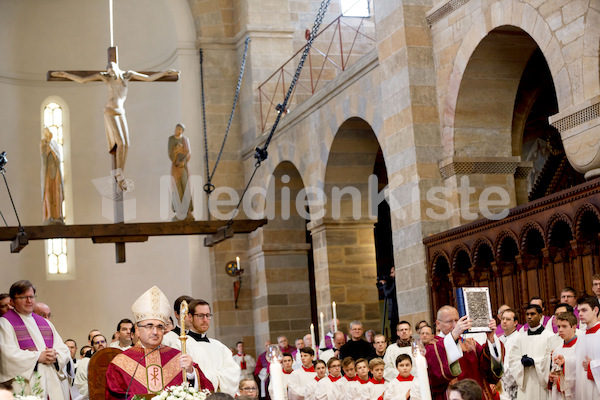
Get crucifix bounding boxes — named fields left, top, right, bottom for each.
left=46, top=0, right=179, bottom=262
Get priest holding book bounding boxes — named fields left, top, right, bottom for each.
left=425, top=305, right=504, bottom=400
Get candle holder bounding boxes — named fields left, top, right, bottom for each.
left=412, top=339, right=426, bottom=357
left=226, top=260, right=244, bottom=309
left=266, top=344, right=283, bottom=363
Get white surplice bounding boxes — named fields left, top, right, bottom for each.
left=383, top=343, right=417, bottom=382
left=499, top=329, right=521, bottom=400
left=304, top=377, right=321, bottom=400
left=507, top=326, right=562, bottom=400
left=170, top=333, right=240, bottom=396
left=232, top=352, right=256, bottom=381
left=383, top=376, right=420, bottom=400
left=0, top=311, right=71, bottom=400
left=314, top=376, right=343, bottom=400
left=549, top=338, right=577, bottom=400
left=74, top=357, right=90, bottom=399
left=287, top=367, right=317, bottom=400
left=575, top=322, right=600, bottom=400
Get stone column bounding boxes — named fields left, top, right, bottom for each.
left=308, top=218, right=380, bottom=331
left=248, top=227, right=312, bottom=349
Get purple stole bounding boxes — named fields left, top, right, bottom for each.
left=2, top=309, right=53, bottom=350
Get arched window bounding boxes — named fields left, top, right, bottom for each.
left=43, top=102, right=68, bottom=275
left=341, top=0, right=370, bottom=17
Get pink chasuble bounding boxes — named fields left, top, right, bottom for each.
left=106, top=345, right=214, bottom=399
left=425, top=335, right=504, bottom=400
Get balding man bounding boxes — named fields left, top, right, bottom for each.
left=320, top=331, right=346, bottom=363
left=33, top=302, right=51, bottom=319
left=425, top=305, right=504, bottom=400
left=323, top=318, right=340, bottom=349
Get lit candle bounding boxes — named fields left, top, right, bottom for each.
left=310, top=323, right=317, bottom=355
left=414, top=344, right=432, bottom=400
left=319, top=312, right=325, bottom=348
left=332, top=302, right=337, bottom=333
left=236, top=256, right=240, bottom=270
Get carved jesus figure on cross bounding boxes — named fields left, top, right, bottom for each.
left=51, top=62, right=179, bottom=182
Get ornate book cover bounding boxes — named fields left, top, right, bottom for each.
left=456, top=287, right=492, bottom=333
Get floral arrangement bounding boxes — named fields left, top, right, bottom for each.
left=132, top=383, right=211, bottom=400
left=12, top=375, right=43, bottom=400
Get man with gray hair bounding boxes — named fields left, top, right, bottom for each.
left=339, top=320, right=376, bottom=361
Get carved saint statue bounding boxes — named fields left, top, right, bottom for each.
left=51, top=63, right=179, bottom=183
left=40, top=127, right=65, bottom=225
left=168, top=123, right=193, bottom=220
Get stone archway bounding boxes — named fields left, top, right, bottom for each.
left=248, top=161, right=313, bottom=347
left=309, top=117, right=391, bottom=335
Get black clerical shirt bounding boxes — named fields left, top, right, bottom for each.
left=339, top=338, right=376, bottom=361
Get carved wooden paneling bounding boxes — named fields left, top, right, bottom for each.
left=424, top=178, right=600, bottom=322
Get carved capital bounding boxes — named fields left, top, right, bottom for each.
left=550, top=98, right=600, bottom=180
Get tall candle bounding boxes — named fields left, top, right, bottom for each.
left=332, top=302, right=337, bottom=333
left=270, top=358, right=284, bottom=400
left=319, top=312, right=325, bottom=347
left=310, top=323, right=317, bottom=354
left=415, top=351, right=432, bottom=400
left=236, top=256, right=240, bottom=270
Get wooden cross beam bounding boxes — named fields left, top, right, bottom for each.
left=0, top=219, right=267, bottom=262
left=47, top=47, right=178, bottom=82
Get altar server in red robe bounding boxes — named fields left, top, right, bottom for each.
left=575, top=296, right=600, bottom=400
left=105, top=286, right=213, bottom=399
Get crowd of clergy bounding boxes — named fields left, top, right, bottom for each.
left=1, top=276, right=599, bottom=400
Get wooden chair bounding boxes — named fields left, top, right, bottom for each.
left=87, top=347, right=123, bottom=400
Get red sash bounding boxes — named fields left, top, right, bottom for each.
left=2, top=309, right=53, bottom=350
left=396, top=375, right=414, bottom=382
left=329, top=375, right=342, bottom=382
left=302, top=365, right=315, bottom=372
left=369, top=377, right=385, bottom=384
left=238, top=354, right=247, bottom=370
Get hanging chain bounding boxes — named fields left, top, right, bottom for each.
left=199, top=49, right=212, bottom=194
left=254, top=0, right=331, bottom=164
left=201, top=37, right=251, bottom=195
left=226, top=0, right=331, bottom=226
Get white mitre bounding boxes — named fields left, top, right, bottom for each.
left=131, top=286, right=170, bottom=324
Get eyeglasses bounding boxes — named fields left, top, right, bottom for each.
left=193, top=313, right=213, bottom=320
left=14, top=295, right=36, bottom=301
left=242, top=387, right=258, bottom=392
left=329, top=364, right=341, bottom=368
left=137, top=324, right=166, bottom=331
